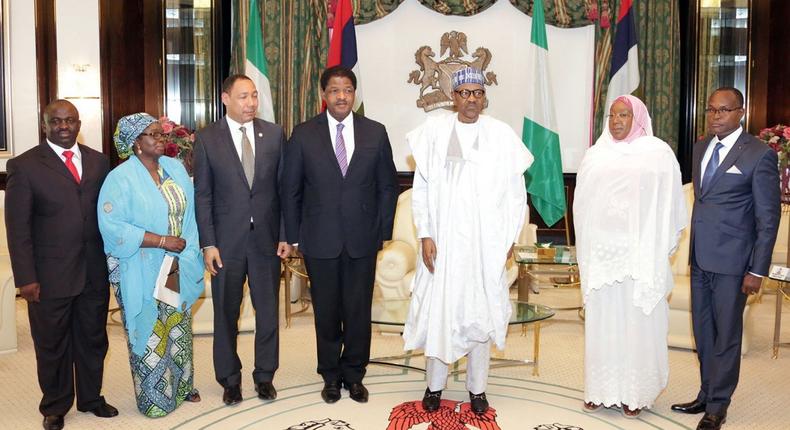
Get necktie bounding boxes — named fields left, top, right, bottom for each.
left=701, top=142, right=724, bottom=191
left=63, top=150, right=80, bottom=184
left=239, top=126, right=255, bottom=188
left=335, top=123, right=348, bottom=177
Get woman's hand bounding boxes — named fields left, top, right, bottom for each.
left=161, top=236, right=186, bottom=253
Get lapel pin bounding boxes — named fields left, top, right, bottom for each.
left=258, top=132, right=263, bottom=137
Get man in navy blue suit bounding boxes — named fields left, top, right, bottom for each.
left=672, top=87, right=780, bottom=430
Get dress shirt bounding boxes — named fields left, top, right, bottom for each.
left=700, top=126, right=742, bottom=179
left=225, top=115, right=256, bottom=161
left=326, top=112, right=355, bottom=163
left=47, top=140, right=83, bottom=177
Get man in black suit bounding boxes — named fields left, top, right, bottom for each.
left=672, top=87, right=780, bottom=430
left=281, top=66, right=398, bottom=404
left=5, top=100, right=117, bottom=430
left=193, top=74, right=291, bottom=406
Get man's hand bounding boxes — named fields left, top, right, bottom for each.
left=742, top=273, right=762, bottom=295
left=204, top=247, right=224, bottom=276
left=277, top=242, right=293, bottom=259
left=421, top=237, right=437, bottom=274
left=18, top=282, right=41, bottom=303
left=162, top=236, right=186, bottom=253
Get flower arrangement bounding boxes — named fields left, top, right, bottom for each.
left=760, top=124, right=790, bottom=167
left=159, top=116, right=195, bottom=174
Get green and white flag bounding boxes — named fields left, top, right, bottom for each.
left=523, top=0, right=566, bottom=227
left=245, top=0, right=275, bottom=122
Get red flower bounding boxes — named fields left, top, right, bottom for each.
left=784, top=127, right=790, bottom=140
left=175, top=127, right=189, bottom=138
left=161, top=121, right=175, bottom=134
left=165, top=142, right=179, bottom=157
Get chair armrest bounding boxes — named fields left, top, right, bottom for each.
left=376, top=240, right=417, bottom=285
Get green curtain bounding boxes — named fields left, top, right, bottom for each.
left=230, top=0, right=327, bottom=136
left=592, top=0, right=680, bottom=152
left=353, top=0, right=404, bottom=24
left=635, top=0, right=680, bottom=151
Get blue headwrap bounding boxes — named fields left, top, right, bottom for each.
left=452, top=67, right=485, bottom=90
left=114, top=113, right=157, bottom=159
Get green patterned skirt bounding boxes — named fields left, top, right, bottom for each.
left=113, top=283, right=198, bottom=417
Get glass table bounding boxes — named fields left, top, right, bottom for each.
left=767, top=266, right=790, bottom=358
left=370, top=298, right=555, bottom=376
left=514, top=245, right=581, bottom=314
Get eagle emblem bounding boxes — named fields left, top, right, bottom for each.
left=387, top=399, right=501, bottom=430
left=408, top=31, right=498, bottom=112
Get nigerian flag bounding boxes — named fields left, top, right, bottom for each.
left=523, top=0, right=566, bottom=227
left=245, top=0, right=275, bottom=122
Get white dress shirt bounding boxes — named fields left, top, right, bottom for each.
left=225, top=116, right=256, bottom=161
left=47, top=140, right=83, bottom=177
left=700, top=126, right=742, bottom=178
left=326, top=112, right=355, bottom=163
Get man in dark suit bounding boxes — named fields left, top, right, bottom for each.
left=281, top=65, right=398, bottom=404
left=193, top=74, right=291, bottom=406
left=672, top=87, right=780, bottom=430
left=5, top=100, right=117, bottom=430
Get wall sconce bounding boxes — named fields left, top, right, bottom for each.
left=62, top=63, right=100, bottom=100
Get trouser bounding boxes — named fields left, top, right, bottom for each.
left=427, top=341, right=491, bottom=394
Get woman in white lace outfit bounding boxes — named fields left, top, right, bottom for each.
left=573, top=95, right=687, bottom=418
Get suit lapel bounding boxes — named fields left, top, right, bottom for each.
left=78, top=145, right=97, bottom=187
left=251, top=120, right=267, bottom=191
left=702, top=133, right=750, bottom=196
left=38, top=144, right=79, bottom=186
left=345, top=113, right=367, bottom=179
left=692, top=137, right=709, bottom=197
left=219, top=118, right=249, bottom=186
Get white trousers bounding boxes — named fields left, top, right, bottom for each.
left=426, top=341, right=490, bottom=394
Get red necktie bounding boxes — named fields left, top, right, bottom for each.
left=63, top=150, right=81, bottom=183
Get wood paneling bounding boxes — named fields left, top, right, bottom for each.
left=99, top=0, right=163, bottom=164
left=748, top=0, right=790, bottom=134
left=35, top=0, right=57, bottom=140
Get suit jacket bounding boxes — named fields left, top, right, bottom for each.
left=691, top=131, right=781, bottom=276
left=5, top=143, right=110, bottom=299
left=281, top=112, right=398, bottom=259
left=193, top=116, right=286, bottom=258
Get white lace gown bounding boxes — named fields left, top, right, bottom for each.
left=574, top=135, right=686, bottom=409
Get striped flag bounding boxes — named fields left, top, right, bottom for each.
left=523, top=0, right=566, bottom=227
left=327, top=0, right=364, bottom=113
left=245, top=0, right=275, bottom=122
left=604, top=0, right=639, bottom=112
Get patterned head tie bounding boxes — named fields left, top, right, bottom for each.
left=113, top=112, right=157, bottom=159
left=452, top=67, right=485, bottom=90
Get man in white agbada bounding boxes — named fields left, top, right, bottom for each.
left=574, top=95, right=687, bottom=418
left=402, top=67, right=534, bottom=415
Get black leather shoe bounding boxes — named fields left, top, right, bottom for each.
left=223, top=385, right=243, bottom=406
left=344, top=382, right=369, bottom=403
left=469, top=392, right=489, bottom=414
left=422, top=388, right=442, bottom=412
left=321, top=381, right=342, bottom=404
left=697, top=413, right=726, bottom=430
left=43, top=415, right=64, bottom=430
left=671, top=399, right=707, bottom=414
left=84, top=402, right=119, bottom=418
left=256, top=382, right=277, bottom=400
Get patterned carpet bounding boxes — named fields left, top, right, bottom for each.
left=1, top=284, right=789, bottom=430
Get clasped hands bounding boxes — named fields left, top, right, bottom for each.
left=420, top=237, right=516, bottom=274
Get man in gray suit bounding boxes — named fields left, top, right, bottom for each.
left=672, top=87, right=780, bottom=430
left=193, top=74, right=291, bottom=406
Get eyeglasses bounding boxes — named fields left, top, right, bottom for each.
left=704, top=107, right=742, bottom=115
left=455, top=89, right=486, bottom=99
left=606, top=112, right=633, bottom=120
left=139, top=132, right=165, bottom=140
left=47, top=117, right=79, bottom=126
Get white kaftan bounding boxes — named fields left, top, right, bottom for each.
left=402, top=113, right=533, bottom=364
left=574, top=135, right=687, bottom=409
